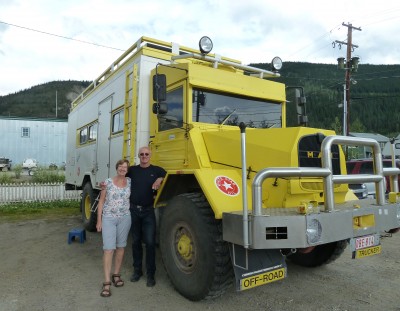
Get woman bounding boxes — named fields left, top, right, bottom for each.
left=96, top=159, right=131, bottom=297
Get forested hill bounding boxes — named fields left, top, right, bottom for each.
left=0, top=62, right=399, bottom=137
left=0, top=80, right=90, bottom=119
left=251, top=62, right=400, bottom=137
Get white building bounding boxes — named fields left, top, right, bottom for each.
left=382, top=133, right=400, bottom=159
left=0, top=116, right=67, bottom=167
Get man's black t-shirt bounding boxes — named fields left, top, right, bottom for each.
left=127, top=164, right=166, bottom=206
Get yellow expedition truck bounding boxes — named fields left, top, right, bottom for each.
left=65, top=36, right=400, bottom=301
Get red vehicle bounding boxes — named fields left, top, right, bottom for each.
left=346, top=158, right=400, bottom=195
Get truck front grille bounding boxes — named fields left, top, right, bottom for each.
left=298, top=133, right=341, bottom=175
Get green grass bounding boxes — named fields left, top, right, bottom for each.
left=0, top=200, right=80, bottom=222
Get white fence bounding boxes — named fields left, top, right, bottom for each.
left=0, top=183, right=82, bottom=204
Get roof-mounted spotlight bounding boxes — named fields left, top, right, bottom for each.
left=199, top=36, right=213, bottom=55
left=271, top=56, right=283, bottom=72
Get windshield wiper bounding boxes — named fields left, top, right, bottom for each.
left=219, top=109, right=237, bottom=126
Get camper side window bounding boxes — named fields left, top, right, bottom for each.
left=112, top=110, right=124, bottom=133
left=88, top=122, right=97, bottom=141
left=78, top=121, right=97, bottom=145
left=80, top=128, right=88, bottom=144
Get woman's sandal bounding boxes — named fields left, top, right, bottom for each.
left=100, top=282, right=111, bottom=297
left=112, top=274, right=124, bottom=287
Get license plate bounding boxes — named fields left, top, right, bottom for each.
left=354, top=245, right=381, bottom=258
left=351, top=234, right=381, bottom=259
left=240, top=267, right=286, bottom=291
left=355, top=235, right=375, bottom=250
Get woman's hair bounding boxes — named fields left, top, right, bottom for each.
left=115, top=159, right=130, bottom=170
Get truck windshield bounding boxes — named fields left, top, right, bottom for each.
left=192, top=89, right=282, bottom=128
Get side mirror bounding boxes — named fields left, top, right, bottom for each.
left=153, top=74, right=166, bottom=102
left=152, top=103, right=168, bottom=115
left=295, top=89, right=308, bottom=126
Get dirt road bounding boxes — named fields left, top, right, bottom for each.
left=0, top=215, right=399, bottom=311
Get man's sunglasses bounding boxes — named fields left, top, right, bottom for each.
left=139, top=153, right=150, bottom=156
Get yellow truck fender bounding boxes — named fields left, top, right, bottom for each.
left=156, top=169, right=249, bottom=219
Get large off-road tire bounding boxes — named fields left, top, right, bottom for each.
left=287, top=240, right=348, bottom=267
left=160, top=193, right=233, bottom=301
left=81, top=183, right=98, bottom=232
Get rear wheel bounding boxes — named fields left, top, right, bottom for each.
left=160, top=193, right=233, bottom=301
left=288, top=240, right=348, bottom=267
left=81, top=183, right=98, bottom=232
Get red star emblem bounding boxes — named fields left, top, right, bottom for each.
left=215, top=176, right=240, bottom=196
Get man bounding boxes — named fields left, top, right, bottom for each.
left=127, top=146, right=166, bottom=287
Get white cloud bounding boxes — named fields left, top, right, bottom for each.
left=0, top=0, right=399, bottom=95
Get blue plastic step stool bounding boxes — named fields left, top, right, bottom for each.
left=68, top=228, right=86, bottom=244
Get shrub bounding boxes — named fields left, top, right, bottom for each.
left=0, top=173, right=12, bottom=184
left=31, top=168, right=65, bottom=183
left=13, top=164, right=23, bottom=179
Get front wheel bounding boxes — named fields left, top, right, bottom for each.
left=81, top=183, right=98, bottom=232
left=160, top=193, right=233, bottom=301
left=287, top=240, right=348, bottom=267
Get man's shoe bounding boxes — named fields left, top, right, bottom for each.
left=130, top=271, right=143, bottom=282
left=146, top=276, right=156, bottom=287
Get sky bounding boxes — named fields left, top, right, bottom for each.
left=0, top=0, right=399, bottom=96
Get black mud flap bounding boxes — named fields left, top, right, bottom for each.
left=229, top=243, right=287, bottom=291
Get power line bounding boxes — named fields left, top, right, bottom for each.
left=287, top=6, right=400, bottom=62
left=353, top=7, right=400, bottom=28
left=0, top=20, right=125, bottom=52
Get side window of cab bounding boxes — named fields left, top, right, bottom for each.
left=158, top=86, right=183, bottom=131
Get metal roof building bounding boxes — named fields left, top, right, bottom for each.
left=0, top=116, right=67, bottom=167
left=348, top=132, right=389, bottom=159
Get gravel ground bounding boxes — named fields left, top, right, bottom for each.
left=0, top=215, right=399, bottom=311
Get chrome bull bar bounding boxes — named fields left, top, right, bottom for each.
left=247, top=135, right=400, bottom=248
left=321, top=136, right=385, bottom=209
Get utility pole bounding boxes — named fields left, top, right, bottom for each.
left=55, top=90, right=58, bottom=118
left=335, top=22, right=361, bottom=136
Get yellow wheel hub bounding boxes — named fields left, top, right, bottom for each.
left=84, top=195, right=91, bottom=218
left=177, top=234, right=192, bottom=260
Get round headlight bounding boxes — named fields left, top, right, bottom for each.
left=271, top=56, right=283, bottom=71
left=306, top=218, right=322, bottom=244
left=199, top=36, right=213, bottom=54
